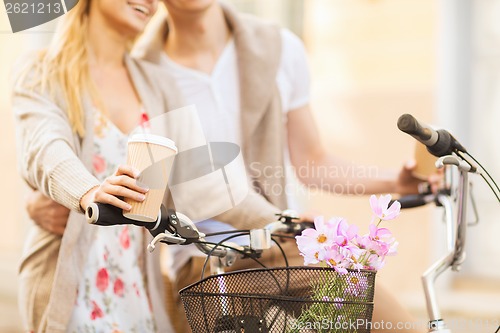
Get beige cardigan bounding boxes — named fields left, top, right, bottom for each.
left=13, top=55, right=185, bottom=332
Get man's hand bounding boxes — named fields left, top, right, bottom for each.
left=395, top=160, right=443, bottom=196
left=26, top=190, right=70, bottom=236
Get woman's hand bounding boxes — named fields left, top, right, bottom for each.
left=80, top=165, right=149, bottom=211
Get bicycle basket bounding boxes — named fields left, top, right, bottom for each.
left=179, top=266, right=376, bottom=333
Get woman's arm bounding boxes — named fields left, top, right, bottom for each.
left=13, top=70, right=148, bottom=213
left=13, top=82, right=101, bottom=212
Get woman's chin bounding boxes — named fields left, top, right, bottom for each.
left=119, top=22, right=147, bottom=39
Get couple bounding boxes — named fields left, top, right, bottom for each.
left=13, top=0, right=431, bottom=332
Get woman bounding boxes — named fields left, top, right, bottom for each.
left=12, top=0, right=183, bottom=331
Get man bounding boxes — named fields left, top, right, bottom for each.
left=28, top=1, right=431, bottom=332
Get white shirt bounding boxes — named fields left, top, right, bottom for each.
left=160, top=29, right=310, bottom=279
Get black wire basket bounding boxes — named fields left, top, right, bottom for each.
left=179, top=266, right=376, bottom=333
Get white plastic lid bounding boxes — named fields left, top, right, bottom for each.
left=128, top=133, right=178, bottom=153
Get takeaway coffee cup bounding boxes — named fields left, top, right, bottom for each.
left=413, top=142, right=437, bottom=180
left=123, top=133, right=177, bottom=222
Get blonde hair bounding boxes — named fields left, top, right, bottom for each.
left=18, top=0, right=144, bottom=137
left=31, top=0, right=94, bottom=137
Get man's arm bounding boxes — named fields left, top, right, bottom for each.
left=26, top=190, right=70, bottom=236
left=286, top=104, right=424, bottom=196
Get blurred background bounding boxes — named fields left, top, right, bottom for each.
left=1, top=0, right=499, bottom=332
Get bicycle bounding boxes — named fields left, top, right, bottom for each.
left=82, top=113, right=500, bottom=333
left=397, top=114, right=500, bottom=333
left=86, top=203, right=377, bottom=332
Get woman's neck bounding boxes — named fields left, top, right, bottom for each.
left=164, top=3, right=230, bottom=72
left=87, top=13, right=128, bottom=69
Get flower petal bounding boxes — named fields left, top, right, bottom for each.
left=376, top=227, right=392, bottom=238
left=369, top=195, right=382, bottom=217
left=314, top=216, right=325, bottom=230
left=346, top=224, right=358, bottom=240
left=383, top=200, right=401, bottom=220
left=379, top=194, right=392, bottom=210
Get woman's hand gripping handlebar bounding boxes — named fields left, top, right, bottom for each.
left=85, top=202, right=201, bottom=250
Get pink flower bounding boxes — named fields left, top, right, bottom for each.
left=353, top=229, right=397, bottom=271
left=296, top=216, right=336, bottom=264
left=92, top=154, right=106, bottom=174
left=298, top=246, right=321, bottom=266
left=113, top=278, right=124, bottom=297
left=365, top=253, right=386, bottom=270
left=332, top=297, right=344, bottom=310
left=327, top=217, right=358, bottom=247
left=119, top=227, right=130, bottom=250
left=354, top=234, right=380, bottom=254
left=369, top=223, right=392, bottom=241
left=322, top=245, right=349, bottom=274
left=140, top=112, right=151, bottom=128
left=370, top=194, right=401, bottom=221
left=344, top=274, right=368, bottom=297
left=321, top=296, right=344, bottom=310
left=351, top=261, right=364, bottom=271
left=90, top=301, right=104, bottom=320
left=388, top=240, right=398, bottom=256
left=302, top=216, right=335, bottom=245
left=96, top=268, right=109, bottom=292
left=296, top=195, right=400, bottom=273
left=368, top=224, right=398, bottom=257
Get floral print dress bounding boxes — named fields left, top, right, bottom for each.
left=66, top=109, right=155, bottom=333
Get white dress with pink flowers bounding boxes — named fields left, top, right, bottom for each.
left=66, top=109, right=155, bottom=333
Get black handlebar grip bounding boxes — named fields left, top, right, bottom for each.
left=397, top=113, right=439, bottom=147
left=397, top=114, right=433, bottom=140
left=86, top=203, right=158, bottom=229
left=391, top=194, right=433, bottom=209
left=299, top=221, right=314, bottom=231
left=397, top=114, right=466, bottom=157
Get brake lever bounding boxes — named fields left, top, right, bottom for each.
left=147, top=232, right=186, bottom=252
left=86, top=202, right=203, bottom=251
left=274, top=209, right=302, bottom=233
left=163, top=210, right=201, bottom=242
left=148, top=210, right=203, bottom=251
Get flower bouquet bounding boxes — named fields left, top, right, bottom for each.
left=289, top=195, right=401, bottom=332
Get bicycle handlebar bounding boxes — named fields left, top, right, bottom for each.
left=397, top=114, right=468, bottom=157
left=86, top=202, right=161, bottom=229
left=86, top=202, right=312, bottom=257
left=86, top=202, right=202, bottom=244
left=391, top=193, right=436, bottom=209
